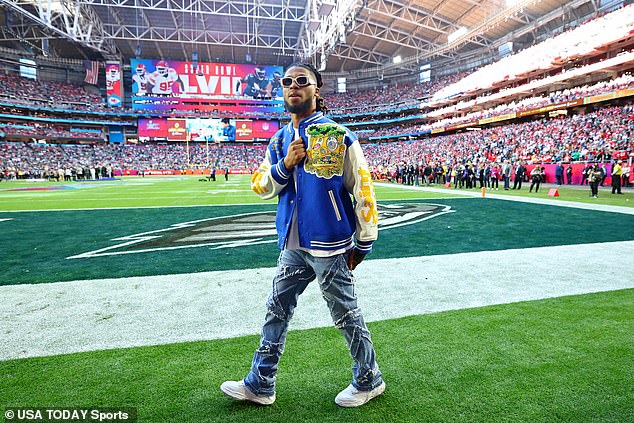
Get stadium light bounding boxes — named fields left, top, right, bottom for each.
left=448, top=27, right=468, bottom=44
left=392, top=55, right=402, bottom=64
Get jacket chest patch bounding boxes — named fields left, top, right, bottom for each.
left=304, top=123, right=347, bottom=179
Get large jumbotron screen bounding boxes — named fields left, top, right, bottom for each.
left=130, top=59, right=284, bottom=113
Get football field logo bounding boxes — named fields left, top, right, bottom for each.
left=68, top=203, right=453, bottom=259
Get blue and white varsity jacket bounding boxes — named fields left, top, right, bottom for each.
left=251, top=112, right=378, bottom=254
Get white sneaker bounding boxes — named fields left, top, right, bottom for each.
left=220, top=380, right=275, bottom=405
left=335, top=382, right=385, bottom=407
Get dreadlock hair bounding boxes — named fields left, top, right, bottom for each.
left=287, top=62, right=329, bottom=115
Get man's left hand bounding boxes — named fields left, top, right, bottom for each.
left=347, top=249, right=366, bottom=270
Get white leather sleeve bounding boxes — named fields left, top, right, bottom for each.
left=251, top=148, right=290, bottom=200
left=344, top=140, right=378, bottom=250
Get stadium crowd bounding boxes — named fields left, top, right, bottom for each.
left=366, top=74, right=634, bottom=138
left=1, top=71, right=631, bottom=148
left=2, top=104, right=631, bottom=182
left=0, top=142, right=266, bottom=180
left=325, top=72, right=467, bottom=115
left=362, top=105, right=633, bottom=177
left=0, top=73, right=106, bottom=111
left=0, top=122, right=104, bottom=141
left=1, top=4, right=633, bottom=183
left=424, top=72, right=634, bottom=125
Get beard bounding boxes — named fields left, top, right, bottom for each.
left=285, top=96, right=314, bottom=115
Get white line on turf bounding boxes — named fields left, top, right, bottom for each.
left=0, top=202, right=273, bottom=213
left=1, top=240, right=633, bottom=361
left=376, top=183, right=634, bottom=215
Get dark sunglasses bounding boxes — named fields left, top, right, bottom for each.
left=281, top=75, right=316, bottom=88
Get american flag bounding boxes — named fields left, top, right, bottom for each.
left=84, top=60, right=99, bottom=85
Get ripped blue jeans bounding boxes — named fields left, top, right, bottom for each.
left=243, top=249, right=383, bottom=396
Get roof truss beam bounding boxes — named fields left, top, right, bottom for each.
left=353, top=19, right=436, bottom=51
left=331, top=44, right=390, bottom=66
left=1, top=0, right=118, bottom=55
left=102, top=23, right=297, bottom=52
left=364, top=0, right=466, bottom=38
left=76, top=0, right=305, bottom=21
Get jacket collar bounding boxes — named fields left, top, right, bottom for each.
left=286, top=111, right=324, bottom=132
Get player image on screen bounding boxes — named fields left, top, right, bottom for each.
left=147, top=61, right=183, bottom=96
left=235, top=66, right=270, bottom=99
left=269, top=71, right=283, bottom=98
left=105, top=65, right=121, bottom=91
left=132, top=63, right=149, bottom=96
left=220, top=118, right=236, bottom=142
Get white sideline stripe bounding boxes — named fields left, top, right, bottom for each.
left=375, top=183, right=634, bottom=215
left=2, top=183, right=631, bottom=214
left=2, top=241, right=634, bottom=361
left=0, top=202, right=273, bottom=213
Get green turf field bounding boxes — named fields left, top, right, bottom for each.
left=1, top=290, right=632, bottom=422
left=1, top=177, right=633, bottom=285
left=1, top=196, right=634, bottom=285
left=1, top=176, right=633, bottom=422
left=0, top=176, right=459, bottom=211
left=1, top=176, right=631, bottom=210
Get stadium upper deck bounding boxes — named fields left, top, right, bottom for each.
left=0, top=3, right=632, bottom=171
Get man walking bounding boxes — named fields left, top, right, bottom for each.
left=221, top=63, right=384, bottom=408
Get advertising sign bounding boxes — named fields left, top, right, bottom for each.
left=235, top=120, right=253, bottom=142
left=167, top=119, right=187, bottom=141
left=138, top=118, right=168, bottom=139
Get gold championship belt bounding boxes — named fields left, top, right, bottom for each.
left=304, top=124, right=347, bottom=179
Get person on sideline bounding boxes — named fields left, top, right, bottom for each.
left=588, top=164, right=602, bottom=198
left=512, top=161, right=526, bottom=190
left=622, top=161, right=631, bottom=188
left=220, top=63, right=385, bottom=408
left=555, top=162, right=564, bottom=185
left=566, top=164, right=573, bottom=185
left=611, top=161, right=623, bottom=194
left=529, top=166, right=544, bottom=193
left=502, top=160, right=512, bottom=190
left=490, top=162, right=500, bottom=190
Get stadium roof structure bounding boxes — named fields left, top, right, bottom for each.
left=0, top=0, right=606, bottom=76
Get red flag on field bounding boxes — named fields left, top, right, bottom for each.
left=84, top=60, right=99, bottom=85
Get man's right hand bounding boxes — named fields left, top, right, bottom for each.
left=283, top=138, right=306, bottom=170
